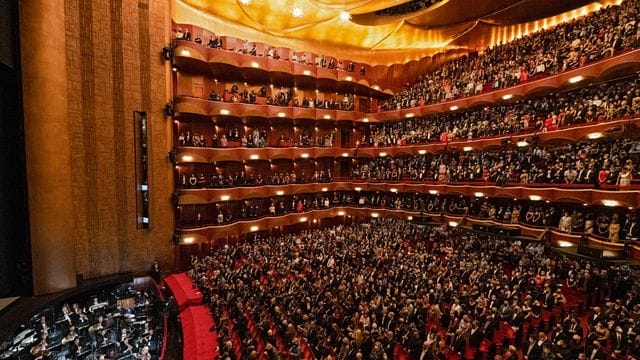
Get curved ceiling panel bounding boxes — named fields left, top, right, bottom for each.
left=175, top=0, right=622, bottom=65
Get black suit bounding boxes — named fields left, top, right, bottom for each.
left=610, top=332, right=628, bottom=353
left=586, top=346, right=606, bottom=360
left=468, top=328, right=483, bottom=349
left=451, top=335, right=466, bottom=355
left=523, top=339, right=542, bottom=360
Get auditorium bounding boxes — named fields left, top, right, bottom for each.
left=1, top=0, right=640, bottom=359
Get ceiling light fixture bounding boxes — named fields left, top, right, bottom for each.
left=292, top=6, right=303, bottom=18
left=339, top=10, right=351, bottom=22
left=239, top=0, right=252, bottom=5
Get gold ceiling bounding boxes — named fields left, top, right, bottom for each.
left=173, top=0, right=619, bottom=65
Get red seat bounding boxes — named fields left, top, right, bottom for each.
left=464, top=347, right=477, bottom=360
left=479, top=340, right=492, bottom=353
left=446, top=347, right=461, bottom=360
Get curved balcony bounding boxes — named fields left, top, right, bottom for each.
left=176, top=182, right=640, bottom=208
left=173, top=96, right=366, bottom=121
left=177, top=205, right=640, bottom=260
left=365, top=48, right=640, bottom=121
left=172, top=42, right=392, bottom=98
left=173, top=115, right=638, bottom=162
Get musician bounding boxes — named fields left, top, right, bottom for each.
left=89, top=297, right=108, bottom=314
left=61, top=326, right=78, bottom=344
left=138, top=345, right=152, bottom=360
left=89, top=315, right=105, bottom=333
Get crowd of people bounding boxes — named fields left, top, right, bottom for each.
left=177, top=126, right=335, bottom=149
left=178, top=166, right=333, bottom=189
left=382, top=0, right=640, bottom=110
left=376, top=0, right=444, bottom=16
left=188, top=219, right=640, bottom=360
left=368, top=74, right=640, bottom=146
left=350, top=136, right=640, bottom=189
left=206, top=85, right=355, bottom=111
left=180, top=73, right=640, bottom=151
left=0, top=284, right=163, bottom=360
left=175, top=29, right=366, bottom=75
left=178, top=190, right=640, bottom=242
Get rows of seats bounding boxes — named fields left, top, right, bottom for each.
left=188, top=219, right=640, bottom=360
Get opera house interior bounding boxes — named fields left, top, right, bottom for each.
left=2, top=0, right=640, bottom=359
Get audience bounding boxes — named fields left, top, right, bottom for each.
left=350, top=136, right=639, bottom=189
left=383, top=0, right=640, bottom=110
left=179, top=190, right=640, bottom=244
left=189, top=219, right=639, bottom=360
left=369, top=74, right=640, bottom=146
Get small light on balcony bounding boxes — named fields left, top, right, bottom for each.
left=463, top=146, right=472, bottom=152
left=517, top=140, right=529, bottom=147
left=355, top=187, right=362, bottom=191
left=450, top=105, right=459, bottom=111
left=362, top=118, right=369, bottom=123
left=250, top=154, right=259, bottom=160
left=220, top=109, right=230, bottom=115
left=313, top=219, right=317, bottom=223
left=276, top=191, right=284, bottom=196
left=372, top=85, right=380, bottom=90
left=345, top=76, right=353, bottom=81
left=182, top=236, right=195, bottom=244
left=338, top=211, right=345, bottom=216
left=303, top=70, right=311, bottom=76
left=558, top=241, right=573, bottom=248
left=182, top=155, right=193, bottom=162
left=299, top=217, right=307, bottom=222
left=474, top=192, right=484, bottom=197
left=428, top=190, right=438, bottom=195
left=172, top=67, right=177, bottom=72
left=220, top=195, right=230, bottom=201
left=250, top=225, right=259, bottom=232
left=301, top=153, right=309, bottom=158
left=405, top=113, right=414, bottom=118
left=418, top=150, right=427, bottom=155
left=321, top=187, right=328, bottom=192
left=370, top=212, right=379, bottom=218
left=323, top=115, right=331, bottom=119
left=181, top=49, right=190, bottom=56
left=502, top=94, right=513, bottom=100
left=603, top=200, right=619, bottom=207
left=448, top=221, right=458, bottom=227
left=568, top=75, right=584, bottom=84
left=529, top=195, right=542, bottom=201
left=407, top=216, right=413, bottom=220
left=277, top=112, right=286, bottom=117
left=390, top=188, right=397, bottom=193
left=251, top=61, right=259, bottom=68
left=587, top=132, right=603, bottom=139
left=379, top=152, right=387, bottom=157
left=342, top=152, right=349, bottom=157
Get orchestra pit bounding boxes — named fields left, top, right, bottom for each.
left=1, top=0, right=640, bottom=359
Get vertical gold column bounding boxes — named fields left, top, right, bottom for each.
left=20, top=0, right=77, bottom=294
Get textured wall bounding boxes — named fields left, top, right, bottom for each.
left=62, top=0, right=174, bottom=279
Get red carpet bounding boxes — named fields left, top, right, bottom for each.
left=165, top=272, right=203, bottom=310
left=179, top=305, right=219, bottom=360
